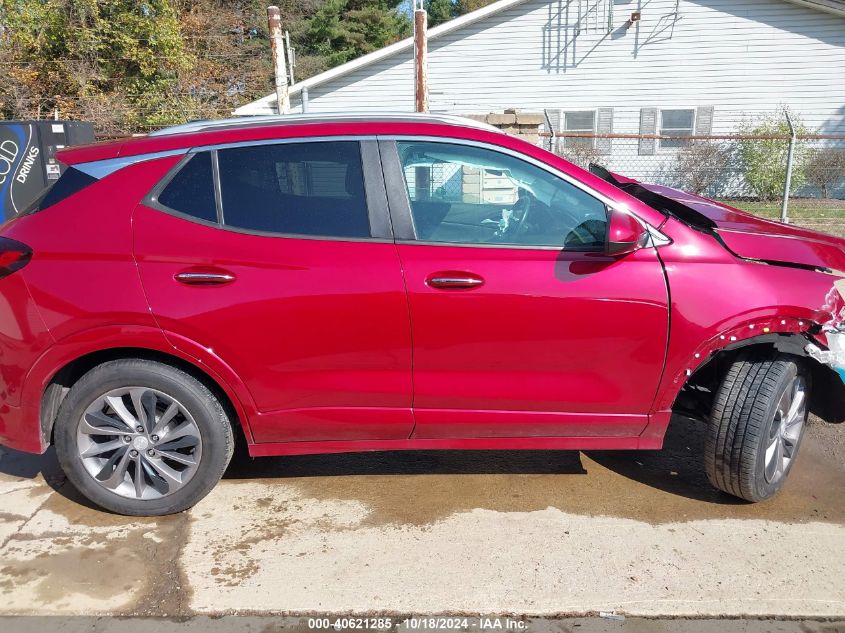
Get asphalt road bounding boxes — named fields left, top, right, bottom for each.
left=1, top=414, right=843, bottom=619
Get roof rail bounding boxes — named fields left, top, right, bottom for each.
left=147, top=112, right=502, bottom=137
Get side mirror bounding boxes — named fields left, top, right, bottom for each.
left=605, top=209, right=649, bottom=257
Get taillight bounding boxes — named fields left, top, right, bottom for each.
left=0, top=237, right=32, bottom=280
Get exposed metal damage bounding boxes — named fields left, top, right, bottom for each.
left=807, top=278, right=845, bottom=382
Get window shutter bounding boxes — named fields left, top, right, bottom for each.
left=638, top=108, right=658, bottom=155
left=695, top=105, right=714, bottom=136
left=596, top=107, right=613, bottom=154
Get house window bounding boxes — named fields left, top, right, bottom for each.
left=659, top=109, right=695, bottom=149
left=563, top=111, right=596, bottom=149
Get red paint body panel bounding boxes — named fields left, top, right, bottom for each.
left=397, top=244, right=668, bottom=437
left=1, top=156, right=178, bottom=340
left=132, top=205, right=414, bottom=443
left=0, top=273, right=52, bottom=451
left=651, top=217, right=839, bottom=414
left=0, top=117, right=843, bottom=459
left=248, top=434, right=647, bottom=457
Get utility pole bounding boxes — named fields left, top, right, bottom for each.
left=414, top=1, right=429, bottom=113
left=781, top=109, right=797, bottom=224
left=267, top=6, right=290, bottom=115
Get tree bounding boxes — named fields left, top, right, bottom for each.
left=0, top=0, right=189, bottom=131
left=303, top=0, right=410, bottom=67
left=455, top=0, right=498, bottom=14
left=738, top=110, right=810, bottom=202
left=422, top=0, right=497, bottom=25
left=0, top=0, right=412, bottom=135
left=805, top=147, right=845, bottom=199
left=674, top=141, right=735, bottom=195
left=426, top=0, right=456, bottom=26
left=557, top=143, right=604, bottom=170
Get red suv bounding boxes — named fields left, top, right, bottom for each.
left=0, top=114, right=842, bottom=515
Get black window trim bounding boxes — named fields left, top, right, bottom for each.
left=378, top=135, right=621, bottom=251
left=210, top=149, right=224, bottom=224
left=143, top=136, right=394, bottom=244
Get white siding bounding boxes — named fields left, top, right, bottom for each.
left=278, top=0, right=844, bottom=137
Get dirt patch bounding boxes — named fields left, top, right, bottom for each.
left=0, top=463, right=193, bottom=616
left=127, top=511, right=192, bottom=616
left=44, top=483, right=193, bottom=615
left=223, top=415, right=845, bottom=528
left=0, top=529, right=152, bottom=605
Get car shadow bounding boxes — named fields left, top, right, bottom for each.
left=586, top=413, right=745, bottom=505
left=0, top=446, right=113, bottom=513
left=223, top=414, right=743, bottom=506
left=0, top=445, right=63, bottom=481
left=0, top=414, right=744, bottom=509
left=224, top=446, right=589, bottom=479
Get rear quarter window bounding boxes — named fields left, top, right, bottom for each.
left=22, top=167, right=98, bottom=215
left=156, top=152, right=218, bottom=223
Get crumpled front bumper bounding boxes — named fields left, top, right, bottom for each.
left=807, top=278, right=845, bottom=385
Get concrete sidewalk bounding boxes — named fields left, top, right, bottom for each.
left=1, top=616, right=844, bottom=633
left=1, top=415, right=843, bottom=618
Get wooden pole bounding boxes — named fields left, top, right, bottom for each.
left=267, top=6, right=290, bottom=115
left=414, top=6, right=428, bottom=113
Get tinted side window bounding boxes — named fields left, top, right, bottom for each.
left=157, top=152, right=217, bottom=223
left=397, top=141, right=607, bottom=249
left=217, top=141, right=370, bottom=238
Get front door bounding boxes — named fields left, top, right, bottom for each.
left=384, top=139, right=669, bottom=439
left=134, top=140, right=413, bottom=443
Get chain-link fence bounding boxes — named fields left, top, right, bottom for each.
left=545, top=133, right=845, bottom=236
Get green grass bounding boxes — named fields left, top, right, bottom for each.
left=717, top=199, right=845, bottom=220
left=714, top=199, right=845, bottom=237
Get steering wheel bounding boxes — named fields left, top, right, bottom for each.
left=508, top=190, right=534, bottom=238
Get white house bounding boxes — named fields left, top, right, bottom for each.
left=236, top=0, right=845, bottom=195
left=237, top=0, right=844, bottom=130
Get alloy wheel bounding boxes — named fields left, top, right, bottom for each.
left=75, top=387, right=203, bottom=500
left=763, top=374, right=807, bottom=484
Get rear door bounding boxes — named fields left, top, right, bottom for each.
left=134, top=139, right=414, bottom=443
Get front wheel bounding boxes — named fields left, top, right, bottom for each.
left=54, top=359, right=234, bottom=516
left=705, top=350, right=809, bottom=502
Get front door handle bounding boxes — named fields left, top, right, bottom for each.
left=426, top=273, right=485, bottom=290
left=175, top=270, right=236, bottom=286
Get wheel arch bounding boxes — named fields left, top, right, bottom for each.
left=38, top=346, right=254, bottom=450
left=671, top=332, right=845, bottom=425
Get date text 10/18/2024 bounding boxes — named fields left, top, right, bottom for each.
left=308, top=618, right=529, bottom=631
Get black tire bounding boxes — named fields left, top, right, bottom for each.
left=705, top=350, right=810, bottom=502
left=54, top=359, right=234, bottom=516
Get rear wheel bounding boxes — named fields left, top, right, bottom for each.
left=705, top=350, right=809, bottom=502
left=54, top=359, right=234, bottom=516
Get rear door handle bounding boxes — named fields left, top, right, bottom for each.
left=175, top=270, right=236, bottom=286
left=426, top=273, right=485, bottom=290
